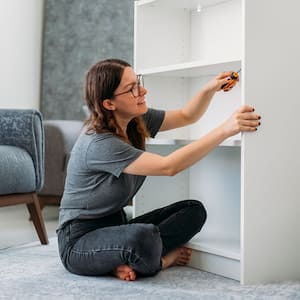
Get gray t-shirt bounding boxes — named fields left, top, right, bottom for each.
left=58, top=108, right=165, bottom=229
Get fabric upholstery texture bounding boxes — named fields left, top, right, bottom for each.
left=0, top=146, right=35, bottom=194
left=39, top=120, right=83, bottom=196
left=0, top=109, right=44, bottom=192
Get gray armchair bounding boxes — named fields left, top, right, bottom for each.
left=0, top=109, right=48, bottom=244
left=38, top=120, right=84, bottom=207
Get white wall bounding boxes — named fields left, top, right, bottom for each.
left=0, top=0, right=44, bottom=109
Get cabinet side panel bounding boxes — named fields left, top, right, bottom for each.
left=241, top=0, right=300, bottom=284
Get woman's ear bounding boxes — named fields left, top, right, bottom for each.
left=102, top=99, right=116, bottom=111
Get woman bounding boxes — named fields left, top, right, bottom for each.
left=57, top=58, right=261, bottom=281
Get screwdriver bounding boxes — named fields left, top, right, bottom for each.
left=221, top=68, right=241, bottom=91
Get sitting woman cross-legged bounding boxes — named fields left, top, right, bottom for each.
left=56, top=58, right=261, bottom=281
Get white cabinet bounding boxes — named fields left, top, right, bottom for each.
left=134, top=0, right=300, bottom=284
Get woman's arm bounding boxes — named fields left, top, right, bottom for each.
left=124, top=105, right=260, bottom=176
left=159, top=71, right=236, bottom=131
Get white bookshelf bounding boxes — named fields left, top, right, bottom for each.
left=134, top=0, right=300, bottom=284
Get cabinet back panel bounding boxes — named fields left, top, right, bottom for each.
left=135, top=3, right=190, bottom=69
left=189, top=77, right=241, bottom=139
left=190, top=0, right=242, bottom=62
left=189, top=147, right=241, bottom=240
left=144, top=76, right=190, bottom=139
left=134, top=145, right=189, bottom=216
left=144, top=75, right=241, bottom=140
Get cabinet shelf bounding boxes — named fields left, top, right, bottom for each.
left=137, top=0, right=235, bottom=10
left=186, top=235, right=240, bottom=260
left=139, top=59, right=241, bottom=78
left=146, top=137, right=241, bottom=147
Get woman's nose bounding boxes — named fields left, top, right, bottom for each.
left=140, top=86, right=147, bottom=96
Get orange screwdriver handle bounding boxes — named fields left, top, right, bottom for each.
left=221, top=71, right=239, bottom=90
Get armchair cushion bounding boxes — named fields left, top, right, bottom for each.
left=0, top=109, right=44, bottom=191
left=0, top=146, right=36, bottom=194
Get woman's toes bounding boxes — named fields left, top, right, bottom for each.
left=113, top=265, right=136, bottom=281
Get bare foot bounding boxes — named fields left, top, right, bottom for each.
left=113, top=265, right=136, bottom=281
left=161, top=247, right=192, bottom=269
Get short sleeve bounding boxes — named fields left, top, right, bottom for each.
left=143, top=108, right=165, bottom=138
left=86, top=134, right=143, bottom=177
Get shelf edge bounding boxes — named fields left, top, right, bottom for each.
left=186, top=239, right=240, bottom=261
left=146, top=138, right=241, bottom=147
left=137, top=58, right=241, bottom=76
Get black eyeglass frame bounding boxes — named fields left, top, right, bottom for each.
left=113, top=74, right=144, bottom=98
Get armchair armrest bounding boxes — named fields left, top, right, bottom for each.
left=0, top=109, right=44, bottom=191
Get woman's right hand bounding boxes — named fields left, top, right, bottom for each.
left=220, top=105, right=261, bottom=137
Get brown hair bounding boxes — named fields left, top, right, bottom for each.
left=84, top=58, right=149, bottom=150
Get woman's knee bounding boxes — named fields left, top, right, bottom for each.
left=128, top=223, right=161, bottom=251
left=184, top=199, right=207, bottom=231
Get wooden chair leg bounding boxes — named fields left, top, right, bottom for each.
left=38, top=195, right=61, bottom=209
left=38, top=197, right=46, bottom=211
left=26, top=193, right=49, bottom=245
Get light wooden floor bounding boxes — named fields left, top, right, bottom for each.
left=0, top=205, right=59, bottom=250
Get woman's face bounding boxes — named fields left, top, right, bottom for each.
left=109, top=67, right=148, bottom=121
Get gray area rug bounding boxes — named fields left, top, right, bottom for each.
left=0, top=238, right=299, bottom=300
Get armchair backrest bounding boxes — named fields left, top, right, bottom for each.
left=0, top=109, right=44, bottom=191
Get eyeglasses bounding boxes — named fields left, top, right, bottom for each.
left=113, top=74, right=144, bottom=98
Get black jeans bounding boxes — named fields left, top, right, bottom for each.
left=57, top=200, right=207, bottom=277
